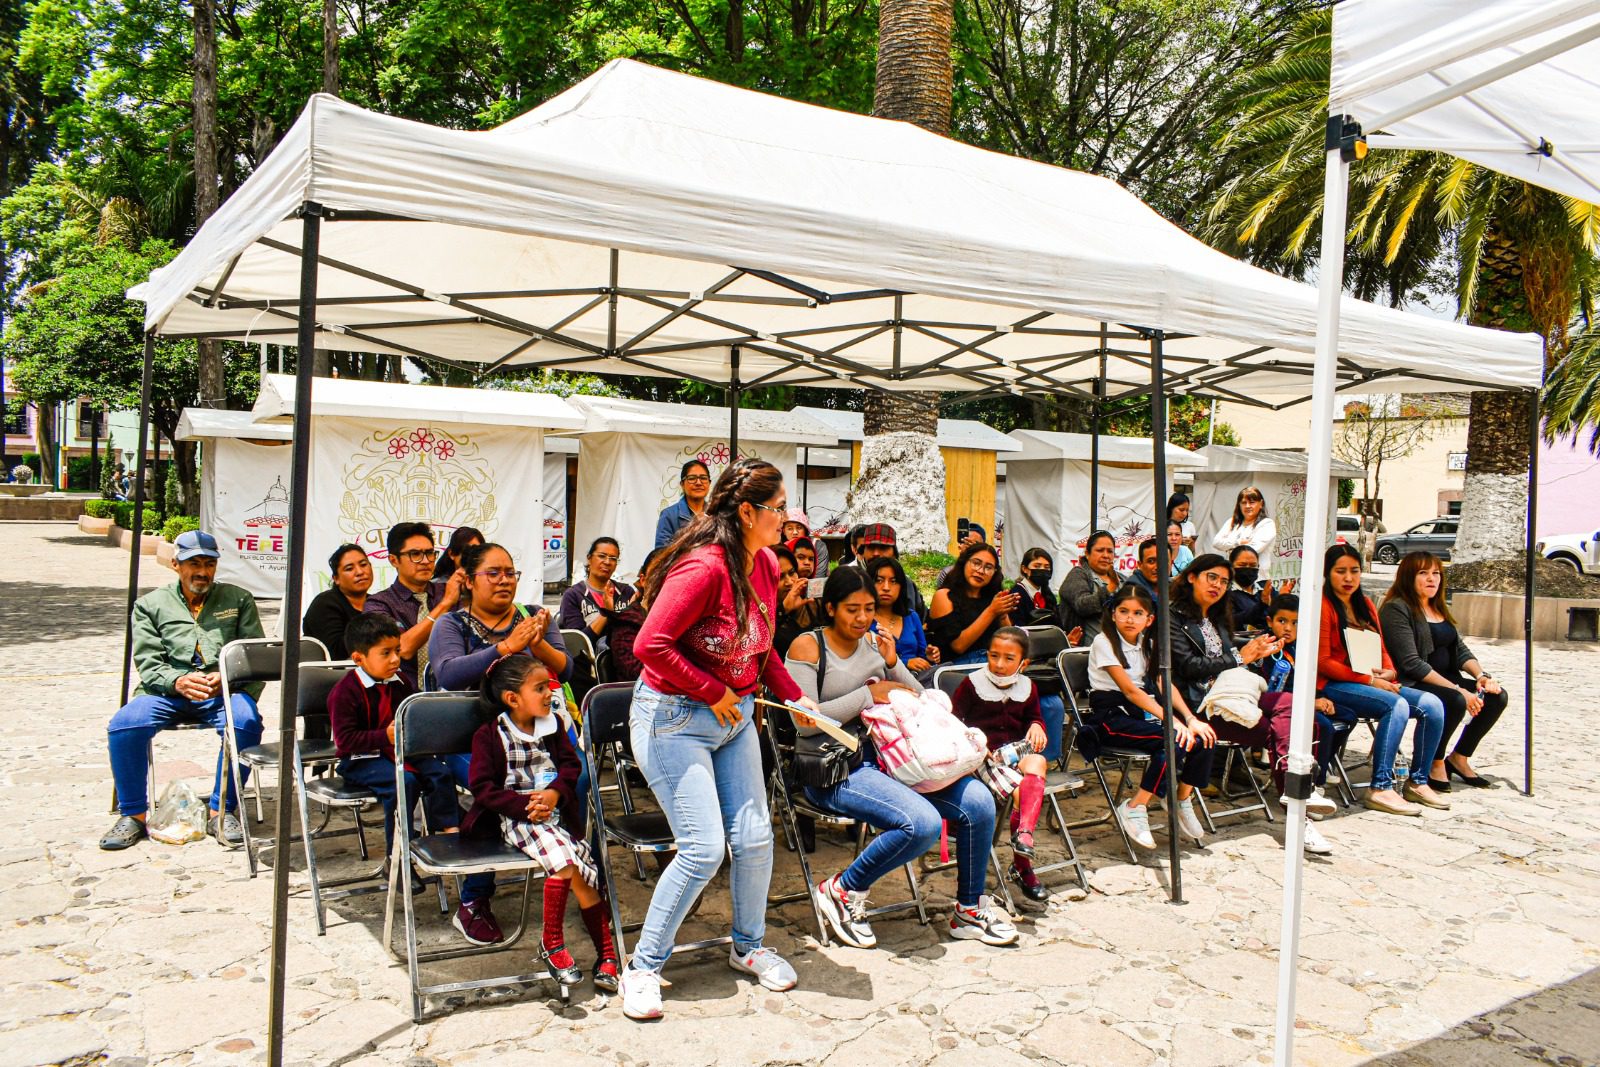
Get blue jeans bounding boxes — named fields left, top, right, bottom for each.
left=1322, top=682, right=1445, bottom=790
left=807, top=764, right=997, bottom=908
left=108, top=693, right=262, bottom=816
left=1040, top=693, right=1065, bottom=763
left=628, top=682, right=771, bottom=973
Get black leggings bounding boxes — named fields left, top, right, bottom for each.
left=1412, top=675, right=1509, bottom=762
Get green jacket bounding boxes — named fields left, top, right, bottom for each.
left=131, top=581, right=266, bottom=699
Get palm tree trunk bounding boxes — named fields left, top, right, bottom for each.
left=322, top=0, right=339, bottom=95
left=850, top=0, right=955, bottom=554
left=193, top=0, right=224, bottom=424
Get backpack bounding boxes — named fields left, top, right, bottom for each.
left=862, top=688, right=989, bottom=794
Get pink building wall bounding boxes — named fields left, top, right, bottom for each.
left=1538, top=434, right=1600, bottom=539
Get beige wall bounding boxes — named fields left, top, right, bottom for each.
left=1216, top=403, right=1468, bottom=532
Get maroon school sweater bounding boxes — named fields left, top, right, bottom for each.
left=951, top=676, right=1043, bottom=749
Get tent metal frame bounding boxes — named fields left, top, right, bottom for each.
left=117, top=198, right=1540, bottom=1067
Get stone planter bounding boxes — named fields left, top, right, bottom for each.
left=155, top=540, right=176, bottom=565
left=109, top=525, right=164, bottom=555
left=1452, top=590, right=1600, bottom=642
left=0, top=483, right=50, bottom=497
left=79, top=514, right=114, bottom=535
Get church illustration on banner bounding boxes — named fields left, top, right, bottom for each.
left=244, top=476, right=291, bottom=530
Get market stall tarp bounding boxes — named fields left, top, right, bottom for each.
left=1331, top=0, right=1600, bottom=205
left=1002, top=430, right=1206, bottom=576
left=131, top=61, right=1542, bottom=402
left=175, top=408, right=293, bottom=599
left=251, top=376, right=584, bottom=605
left=559, top=397, right=836, bottom=581
left=1191, top=446, right=1364, bottom=580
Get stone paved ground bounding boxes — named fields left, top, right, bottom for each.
left=2, top=520, right=1597, bottom=1067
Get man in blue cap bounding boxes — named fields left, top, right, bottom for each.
left=100, top=530, right=266, bottom=851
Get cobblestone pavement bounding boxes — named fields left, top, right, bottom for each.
left=2, top=521, right=1596, bottom=1067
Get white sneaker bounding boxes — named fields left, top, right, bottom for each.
left=949, top=895, right=1019, bottom=945
left=620, top=965, right=663, bottom=1020
left=1175, top=795, right=1206, bottom=843
left=1302, top=818, right=1333, bottom=856
left=1279, top=788, right=1338, bottom=817
left=729, top=945, right=797, bottom=991
left=812, top=875, right=877, bottom=949
left=1115, top=801, right=1156, bottom=850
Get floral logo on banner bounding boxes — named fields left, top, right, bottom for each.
left=339, top=425, right=500, bottom=557
left=1275, top=477, right=1308, bottom=565
left=657, top=440, right=766, bottom=512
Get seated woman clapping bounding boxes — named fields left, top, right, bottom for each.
left=785, top=567, right=1016, bottom=949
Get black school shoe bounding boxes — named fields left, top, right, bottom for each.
left=100, top=816, right=148, bottom=851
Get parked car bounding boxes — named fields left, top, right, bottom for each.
left=1335, top=514, right=1359, bottom=545
left=1538, top=530, right=1600, bottom=575
left=1374, top=517, right=1459, bottom=564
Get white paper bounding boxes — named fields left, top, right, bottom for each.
left=1344, top=627, right=1384, bottom=676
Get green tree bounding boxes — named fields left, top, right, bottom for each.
left=1543, top=321, right=1600, bottom=453
left=1201, top=7, right=1599, bottom=564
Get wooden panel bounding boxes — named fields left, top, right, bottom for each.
left=942, top=447, right=995, bottom=555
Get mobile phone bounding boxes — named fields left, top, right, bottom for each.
left=957, top=517, right=970, bottom=542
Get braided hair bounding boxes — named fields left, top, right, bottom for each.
left=477, top=654, right=550, bottom=725
left=639, top=458, right=785, bottom=638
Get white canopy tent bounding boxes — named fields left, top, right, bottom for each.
left=249, top=374, right=584, bottom=606
left=1272, top=5, right=1600, bottom=1063
left=1004, top=430, right=1207, bottom=577
left=556, top=396, right=836, bottom=581
left=174, top=409, right=293, bottom=599
left=117, top=57, right=1547, bottom=1064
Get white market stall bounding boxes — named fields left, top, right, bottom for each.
left=792, top=407, right=1019, bottom=552
left=250, top=375, right=584, bottom=606
left=120, top=57, right=1546, bottom=1060
left=1003, top=429, right=1206, bottom=577
left=559, top=396, right=836, bottom=580
left=1191, top=445, right=1364, bottom=579
left=175, top=408, right=293, bottom=599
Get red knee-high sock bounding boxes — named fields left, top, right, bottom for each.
left=1016, top=773, right=1045, bottom=835
left=542, top=877, right=573, bottom=965
left=581, top=900, right=617, bottom=965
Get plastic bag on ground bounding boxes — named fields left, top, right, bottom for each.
left=148, top=779, right=208, bottom=844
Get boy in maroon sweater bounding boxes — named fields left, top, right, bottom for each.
left=951, top=627, right=1051, bottom=902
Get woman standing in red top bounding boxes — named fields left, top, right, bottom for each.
left=619, top=459, right=814, bottom=1020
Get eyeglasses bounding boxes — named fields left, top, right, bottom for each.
left=1197, top=572, right=1230, bottom=585
left=752, top=501, right=788, bottom=516
left=473, top=568, right=522, bottom=583
left=396, top=548, right=440, bottom=563
left=1241, top=494, right=1262, bottom=503
left=682, top=475, right=711, bottom=484
left=593, top=553, right=620, bottom=563
left=967, top=560, right=997, bottom=574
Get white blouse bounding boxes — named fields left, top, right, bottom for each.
left=1211, top=517, right=1278, bottom=577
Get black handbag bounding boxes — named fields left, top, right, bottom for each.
left=789, top=629, right=865, bottom=789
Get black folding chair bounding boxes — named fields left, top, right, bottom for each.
left=562, top=627, right=599, bottom=707
left=382, top=692, right=555, bottom=1022
left=762, top=703, right=928, bottom=946
left=218, top=636, right=333, bottom=875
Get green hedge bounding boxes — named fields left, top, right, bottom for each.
left=108, top=501, right=161, bottom=533
left=83, top=499, right=114, bottom=518
left=162, top=515, right=200, bottom=542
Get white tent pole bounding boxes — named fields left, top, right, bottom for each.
left=1272, top=123, right=1351, bottom=1067
left=1359, top=20, right=1600, bottom=132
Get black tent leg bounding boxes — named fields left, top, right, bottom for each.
left=1523, top=389, right=1537, bottom=797
left=1148, top=330, right=1182, bottom=905
left=729, top=345, right=741, bottom=460
left=118, top=334, right=157, bottom=707
left=267, top=202, right=321, bottom=1067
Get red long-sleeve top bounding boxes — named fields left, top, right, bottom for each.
left=1317, top=595, right=1395, bottom=688
left=635, top=544, right=802, bottom=705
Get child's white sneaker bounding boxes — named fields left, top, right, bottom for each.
left=1281, top=787, right=1338, bottom=817
left=1175, top=795, right=1206, bottom=843
left=1301, top=818, right=1333, bottom=856
left=620, top=965, right=663, bottom=1021
left=1115, top=801, right=1156, bottom=850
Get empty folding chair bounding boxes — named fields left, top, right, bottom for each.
left=562, top=627, right=599, bottom=706
left=218, top=636, right=332, bottom=875
left=381, top=692, right=556, bottom=1022
left=762, top=703, right=928, bottom=946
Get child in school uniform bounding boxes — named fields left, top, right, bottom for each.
left=951, top=627, right=1052, bottom=904
left=1249, top=594, right=1339, bottom=855
left=1077, top=585, right=1214, bottom=850
left=464, top=655, right=619, bottom=992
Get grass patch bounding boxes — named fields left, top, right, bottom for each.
left=899, top=551, right=955, bottom=600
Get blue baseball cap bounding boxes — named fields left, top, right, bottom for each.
left=174, top=530, right=221, bottom=561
